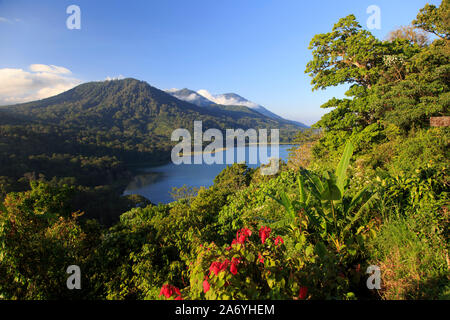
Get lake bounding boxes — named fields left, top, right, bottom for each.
left=124, top=144, right=294, bottom=204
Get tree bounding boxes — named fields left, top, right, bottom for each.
left=412, top=0, right=450, bottom=40
left=387, top=25, right=430, bottom=47
left=305, top=15, right=385, bottom=90
left=0, top=182, right=99, bottom=299
left=306, top=5, right=449, bottom=155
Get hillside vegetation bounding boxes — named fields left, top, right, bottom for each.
left=0, top=1, right=449, bottom=300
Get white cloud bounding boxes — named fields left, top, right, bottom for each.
left=185, top=93, right=200, bottom=102
left=29, top=64, right=72, bottom=75
left=197, top=89, right=260, bottom=109
left=197, top=89, right=216, bottom=102
left=105, top=75, right=124, bottom=81
left=0, top=64, right=81, bottom=105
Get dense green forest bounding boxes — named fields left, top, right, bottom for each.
left=0, top=1, right=449, bottom=300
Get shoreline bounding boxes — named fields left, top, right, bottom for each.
left=126, top=143, right=298, bottom=174
left=182, top=142, right=294, bottom=156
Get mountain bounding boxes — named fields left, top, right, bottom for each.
left=166, top=88, right=308, bottom=128
left=200, top=91, right=282, bottom=118
left=3, top=79, right=303, bottom=141
left=165, top=88, right=215, bottom=107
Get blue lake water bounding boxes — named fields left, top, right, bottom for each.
left=124, top=144, right=293, bottom=204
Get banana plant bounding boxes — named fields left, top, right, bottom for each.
left=268, top=141, right=378, bottom=253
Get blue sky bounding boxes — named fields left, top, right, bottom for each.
left=0, top=0, right=441, bottom=125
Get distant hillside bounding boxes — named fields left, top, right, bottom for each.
left=4, top=78, right=303, bottom=145
left=0, top=78, right=303, bottom=191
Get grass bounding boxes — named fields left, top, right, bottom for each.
left=368, top=215, right=449, bottom=299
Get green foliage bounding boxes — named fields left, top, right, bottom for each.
left=303, top=4, right=449, bottom=298
left=368, top=216, right=449, bottom=299
left=307, top=1, right=449, bottom=160
left=169, top=185, right=199, bottom=203
left=305, top=15, right=385, bottom=90
left=270, top=142, right=378, bottom=256
left=0, top=2, right=448, bottom=301
left=0, top=182, right=101, bottom=299
left=389, top=127, right=449, bottom=174
left=412, top=0, right=449, bottom=40
left=217, top=169, right=299, bottom=240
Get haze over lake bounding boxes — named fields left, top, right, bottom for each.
left=124, top=144, right=293, bottom=204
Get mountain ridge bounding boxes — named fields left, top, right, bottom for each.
left=3, top=78, right=305, bottom=134
left=165, top=88, right=215, bottom=107
left=165, top=88, right=308, bottom=128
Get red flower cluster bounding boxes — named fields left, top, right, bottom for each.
left=227, top=227, right=252, bottom=250
left=209, top=257, right=241, bottom=277
left=204, top=257, right=241, bottom=294
left=274, top=236, right=284, bottom=246
left=209, top=259, right=230, bottom=276
left=236, top=228, right=252, bottom=244
left=159, top=283, right=183, bottom=300
left=258, top=253, right=264, bottom=264
left=203, top=278, right=210, bottom=293
left=298, top=286, right=308, bottom=300
left=259, top=226, right=271, bottom=244
left=230, top=257, right=240, bottom=275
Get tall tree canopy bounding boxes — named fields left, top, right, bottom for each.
left=305, top=15, right=385, bottom=90
left=305, top=1, right=449, bottom=156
